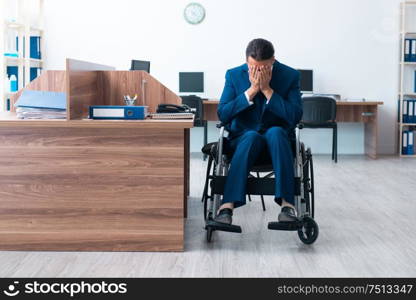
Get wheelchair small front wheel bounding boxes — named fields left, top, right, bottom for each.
left=297, top=217, right=319, bottom=245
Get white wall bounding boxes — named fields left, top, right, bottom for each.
left=42, top=0, right=401, bottom=154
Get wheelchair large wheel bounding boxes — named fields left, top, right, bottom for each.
left=307, top=148, right=315, bottom=218
left=300, top=144, right=310, bottom=215
left=300, top=144, right=315, bottom=219
left=203, top=196, right=208, bottom=220
left=297, top=216, right=319, bottom=245
left=203, top=179, right=213, bottom=221
left=203, top=161, right=217, bottom=221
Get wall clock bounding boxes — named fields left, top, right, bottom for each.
left=184, top=3, right=206, bottom=25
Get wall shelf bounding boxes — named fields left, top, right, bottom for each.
left=4, top=21, right=24, bottom=29
left=30, top=26, right=43, bottom=32
left=0, top=0, right=44, bottom=111
left=399, top=1, right=416, bottom=156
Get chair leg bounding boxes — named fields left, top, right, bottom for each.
left=332, top=128, right=335, bottom=161
left=256, top=172, right=266, bottom=211
left=248, top=195, right=252, bottom=202
left=334, top=125, right=338, bottom=163
left=203, top=121, right=208, bottom=161
left=260, top=195, right=266, bottom=211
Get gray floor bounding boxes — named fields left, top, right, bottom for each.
left=1, top=154, right=416, bottom=277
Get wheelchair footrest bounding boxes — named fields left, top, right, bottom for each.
left=205, top=220, right=242, bottom=233
left=268, top=220, right=302, bottom=231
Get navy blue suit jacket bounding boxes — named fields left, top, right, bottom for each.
left=218, top=60, right=303, bottom=140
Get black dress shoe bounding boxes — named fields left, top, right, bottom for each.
left=214, top=208, right=233, bottom=225
left=278, top=206, right=297, bottom=222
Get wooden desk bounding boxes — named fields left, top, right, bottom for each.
left=0, top=113, right=192, bottom=251
left=203, top=100, right=384, bottom=159
left=0, top=59, right=192, bottom=252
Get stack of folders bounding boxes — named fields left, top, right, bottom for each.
left=15, top=107, right=66, bottom=119
left=404, top=38, right=416, bottom=62
left=402, top=130, right=415, bottom=155
left=150, top=113, right=194, bottom=119
left=402, top=99, right=416, bottom=124
left=14, top=90, right=66, bottom=119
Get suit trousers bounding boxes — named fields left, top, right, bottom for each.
left=222, top=126, right=294, bottom=208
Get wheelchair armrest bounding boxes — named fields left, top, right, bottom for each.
left=216, top=122, right=228, bottom=129
left=216, top=122, right=230, bottom=140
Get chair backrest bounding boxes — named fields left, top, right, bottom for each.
left=302, top=96, right=337, bottom=123
left=181, top=95, right=204, bottom=126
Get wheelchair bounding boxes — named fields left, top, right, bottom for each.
left=201, top=123, right=318, bottom=245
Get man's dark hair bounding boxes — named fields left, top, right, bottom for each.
left=246, top=38, right=275, bottom=61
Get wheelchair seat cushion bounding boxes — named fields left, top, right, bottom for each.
left=201, top=140, right=273, bottom=172
left=201, top=134, right=296, bottom=171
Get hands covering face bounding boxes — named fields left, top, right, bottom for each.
left=248, top=65, right=272, bottom=94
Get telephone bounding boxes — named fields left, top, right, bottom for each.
left=157, top=104, right=192, bottom=113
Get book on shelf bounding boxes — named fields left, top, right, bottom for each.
left=405, top=39, right=411, bottom=62
left=30, top=67, right=42, bottom=81
left=412, top=39, right=416, bottom=62
left=402, top=130, right=415, bottom=155
left=400, top=99, right=416, bottom=123
left=404, top=39, right=416, bottom=62
left=16, top=36, right=42, bottom=59
left=30, top=36, right=41, bottom=59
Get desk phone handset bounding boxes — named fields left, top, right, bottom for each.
left=157, top=104, right=192, bottom=113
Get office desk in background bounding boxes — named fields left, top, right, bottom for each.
left=0, top=59, right=192, bottom=252
left=203, top=100, right=384, bottom=159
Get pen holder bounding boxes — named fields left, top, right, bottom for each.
left=124, top=98, right=136, bottom=106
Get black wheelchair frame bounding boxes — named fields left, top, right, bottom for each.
left=201, top=123, right=319, bottom=245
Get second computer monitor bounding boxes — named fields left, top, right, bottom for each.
left=131, top=60, right=151, bottom=73
left=179, top=72, right=204, bottom=93
left=298, top=69, right=313, bottom=93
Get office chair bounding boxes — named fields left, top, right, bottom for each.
left=181, top=95, right=208, bottom=160
left=302, top=96, right=337, bottom=163
left=130, top=60, right=150, bottom=73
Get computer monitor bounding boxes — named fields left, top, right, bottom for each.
left=297, top=69, right=313, bottom=93
left=179, top=72, right=204, bottom=93
left=131, top=60, right=150, bottom=73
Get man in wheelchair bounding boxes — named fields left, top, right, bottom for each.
left=214, top=38, right=303, bottom=226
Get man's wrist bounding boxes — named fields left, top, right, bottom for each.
left=246, top=87, right=258, bottom=101
left=262, top=88, right=274, bottom=101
